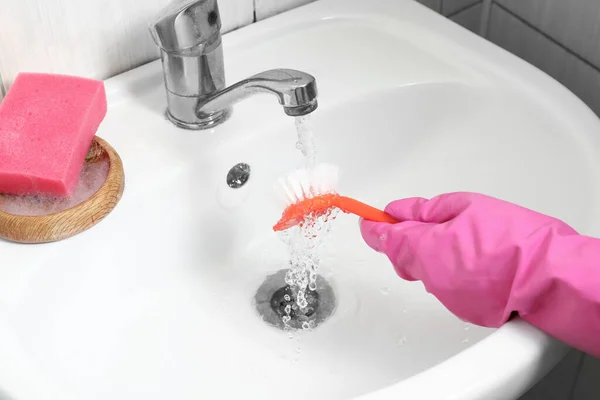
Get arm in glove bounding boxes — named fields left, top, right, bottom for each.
left=360, top=192, right=600, bottom=357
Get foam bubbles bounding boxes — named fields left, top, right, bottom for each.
left=0, top=158, right=109, bottom=216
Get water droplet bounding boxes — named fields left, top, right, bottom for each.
left=380, top=287, right=390, bottom=295
left=284, top=294, right=291, bottom=302
left=302, top=321, right=311, bottom=330
left=462, top=338, right=469, bottom=343
left=397, top=336, right=408, bottom=346
left=402, top=309, right=408, bottom=314
left=309, top=281, right=317, bottom=291
left=297, top=298, right=308, bottom=309
left=379, top=234, right=387, bottom=241
left=464, top=323, right=470, bottom=331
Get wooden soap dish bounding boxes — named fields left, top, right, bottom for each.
left=0, top=136, right=125, bottom=244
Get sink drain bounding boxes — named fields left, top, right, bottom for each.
left=254, top=269, right=336, bottom=330
left=226, top=163, right=250, bottom=188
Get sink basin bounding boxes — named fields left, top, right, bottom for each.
left=2, top=0, right=600, bottom=399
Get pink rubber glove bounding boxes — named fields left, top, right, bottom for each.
left=360, top=192, right=600, bottom=358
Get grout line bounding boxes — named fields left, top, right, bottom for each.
left=446, top=0, right=482, bottom=19
left=494, top=2, right=600, bottom=74
left=479, top=0, right=493, bottom=37
left=567, top=352, right=586, bottom=400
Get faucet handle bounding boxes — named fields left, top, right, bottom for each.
left=149, top=0, right=222, bottom=53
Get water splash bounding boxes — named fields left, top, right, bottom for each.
left=278, top=208, right=338, bottom=327
left=462, top=323, right=471, bottom=343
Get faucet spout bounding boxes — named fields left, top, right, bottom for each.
left=197, top=69, right=318, bottom=119
left=149, top=0, right=319, bottom=130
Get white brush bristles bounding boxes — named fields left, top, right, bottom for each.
left=275, top=163, right=340, bottom=207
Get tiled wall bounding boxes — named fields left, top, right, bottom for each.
left=416, top=0, right=484, bottom=34
left=418, top=0, right=600, bottom=399
left=419, top=0, right=600, bottom=118
left=0, top=0, right=315, bottom=92
left=487, top=0, right=600, bottom=118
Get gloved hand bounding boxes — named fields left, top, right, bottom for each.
left=360, top=192, right=600, bottom=358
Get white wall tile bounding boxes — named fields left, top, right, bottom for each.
left=573, top=356, right=600, bottom=400
left=0, top=0, right=254, bottom=90
left=495, top=0, right=600, bottom=70
left=487, top=3, right=600, bottom=117
left=518, top=349, right=584, bottom=400
left=449, top=2, right=482, bottom=33
left=255, top=0, right=317, bottom=21
left=442, top=0, right=480, bottom=16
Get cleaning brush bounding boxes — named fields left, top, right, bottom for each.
left=272, top=163, right=399, bottom=231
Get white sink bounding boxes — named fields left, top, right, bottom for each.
left=2, top=0, right=600, bottom=399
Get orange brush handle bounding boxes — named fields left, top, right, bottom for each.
left=272, top=193, right=399, bottom=232
left=335, top=196, right=400, bottom=224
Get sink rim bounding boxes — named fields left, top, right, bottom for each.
left=103, top=0, right=594, bottom=395
left=354, top=319, right=569, bottom=400
left=1, top=0, right=598, bottom=399
left=142, top=0, right=595, bottom=397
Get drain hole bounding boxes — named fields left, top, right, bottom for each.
left=254, top=269, right=336, bottom=330
left=271, top=285, right=320, bottom=320
left=226, top=163, right=250, bottom=188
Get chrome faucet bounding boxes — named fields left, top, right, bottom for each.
left=149, top=0, right=318, bottom=130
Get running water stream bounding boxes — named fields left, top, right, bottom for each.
left=277, top=115, right=338, bottom=330
left=294, top=115, right=317, bottom=168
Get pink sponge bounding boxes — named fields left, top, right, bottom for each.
left=0, top=72, right=107, bottom=197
